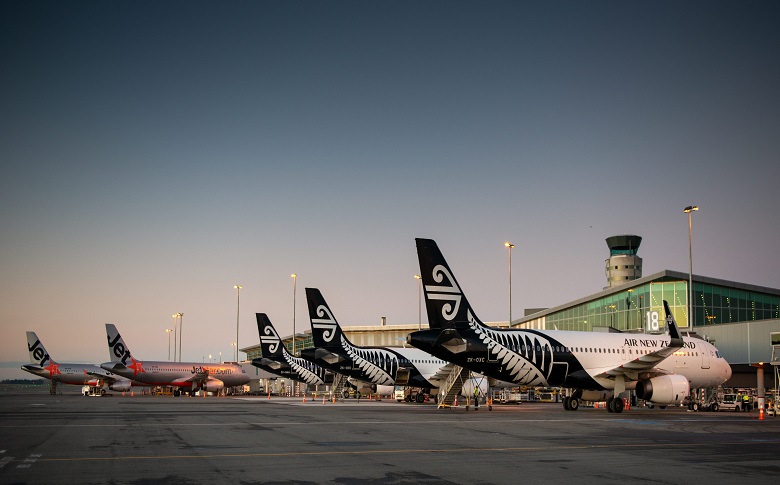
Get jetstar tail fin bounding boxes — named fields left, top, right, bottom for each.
left=105, top=323, right=134, bottom=364
left=26, top=331, right=54, bottom=367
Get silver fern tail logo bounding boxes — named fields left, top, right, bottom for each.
left=468, top=310, right=553, bottom=386
left=425, top=264, right=462, bottom=321
left=260, top=325, right=280, bottom=354
left=312, top=305, right=338, bottom=342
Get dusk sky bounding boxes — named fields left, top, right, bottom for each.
left=2, top=1, right=778, bottom=376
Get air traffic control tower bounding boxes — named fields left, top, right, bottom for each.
left=605, top=235, right=642, bottom=288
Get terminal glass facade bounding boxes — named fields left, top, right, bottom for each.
left=541, top=280, right=780, bottom=332
left=693, top=282, right=780, bottom=326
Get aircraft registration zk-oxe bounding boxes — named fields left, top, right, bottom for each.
left=22, top=331, right=139, bottom=394
left=101, top=324, right=250, bottom=396
left=407, top=238, right=732, bottom=413
left=300, top=287, right=456, bottom=401
left=251, top=312, right=334, bottom=386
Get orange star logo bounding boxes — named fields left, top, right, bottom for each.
left=128, top=357, right=145, bottom=378
left=44, top=362, right=61, bottom=379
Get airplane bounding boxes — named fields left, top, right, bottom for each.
left=100, top=324, right=250, bottom=396
left=22, top=331, right=138, bottom=394
left=300, top=287, right=459, bottom=402
left=251, top=313, right=335, bottom=387
left=407, top=238, right=733, bottom=413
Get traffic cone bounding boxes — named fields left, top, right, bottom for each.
left=453, top=396, right=458, bottom=407
left=268, top=391, right=271, bottom=400
left=303, top=393, right=306, bottom=403
left=760, top=406, right=765, bottom=420
left=130, top=391, right=134, bottom=397
left=323, top=395, right=326, bottom=404
left=122, top=391, right=125, bottom=397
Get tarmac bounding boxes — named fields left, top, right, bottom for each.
left=1, top=386, right=779, bottom=484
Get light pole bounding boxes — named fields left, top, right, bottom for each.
left=171, top=314, right=178, bottom=362
left=175, top=312, right=184, bottom=361
left=234, top=285, right=242, bottom=362
left=414, top=274, right=422, bottom=330
left=505, top=242, right=515, bottom=326
left=684, top=205, right=699, bottom=328
left=166, top=328, right=172, bottom=360
left=291, top=274, right=297, bottom=356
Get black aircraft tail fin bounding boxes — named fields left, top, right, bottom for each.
left=257, top=313, right=287, bottom=358
left=415, top=238, right=486, bottom=330
left=662, top=300, right=685, bottom=348
left=306, top=288, right=348, bottom=349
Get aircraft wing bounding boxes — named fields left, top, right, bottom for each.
left=257, top=358, right=284, bottom=370
left=173, top=371, right=210, bottom=385
left=594, top=301, right=685, bottom=381
left=85, top=370, right=115, bottom=383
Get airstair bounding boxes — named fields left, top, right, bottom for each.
left=332, top=373, right=348, bottom=398
left=437, top=365, right=470, bottom=408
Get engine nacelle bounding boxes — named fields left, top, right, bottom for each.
left=202, top=380, right=225, bottom=393
left=635, top=375, right=690, bottom=405
left=109, top=381, right=132, bottom=392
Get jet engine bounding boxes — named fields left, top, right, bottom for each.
left=635, top=374, right=690, bottom=404
left=109, top=381, right=132, bottom=392
left=202, top=379, right=225, bottom=393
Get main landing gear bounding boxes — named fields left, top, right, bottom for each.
left=605, top=396, right=624, bottom=413
left=562, top=390, right=626, bottom=413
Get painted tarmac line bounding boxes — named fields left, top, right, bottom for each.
left=8, top=439, right=779, bottom=464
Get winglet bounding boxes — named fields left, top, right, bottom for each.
left=662, top=300, right=685, bottom=348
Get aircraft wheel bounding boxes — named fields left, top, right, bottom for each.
left=416, top=393, right=425, bottom=403
left=613, top=398, right=624, bottom=413
left=711, top=403, right=719, bottom=412
left=606, top=397, right=614, bottom=413
left=692, top=402, right=699, bottom=412
left=563, top=396, right=570, bottom=410
left=569, top=398, right=579, bottom=411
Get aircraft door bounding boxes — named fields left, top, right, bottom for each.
left=701, top=346, right=711, bottom=369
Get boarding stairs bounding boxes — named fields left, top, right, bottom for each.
left=437, top=365, right=470, bottom=409
left=332, top=373, right=348, bottom=399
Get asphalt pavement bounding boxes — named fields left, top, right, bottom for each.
left=1, top=387, right=778, bottom=484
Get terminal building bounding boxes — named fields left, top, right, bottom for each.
left=242, top=235, right=780, bottom=393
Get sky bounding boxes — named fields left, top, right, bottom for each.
left=1, top=1, right=779, bottom=378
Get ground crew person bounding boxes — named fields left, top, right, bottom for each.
left=474, top=386, right=480, bottom=409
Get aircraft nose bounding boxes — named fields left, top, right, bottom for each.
left=724, top=360, right=732, bottom=380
